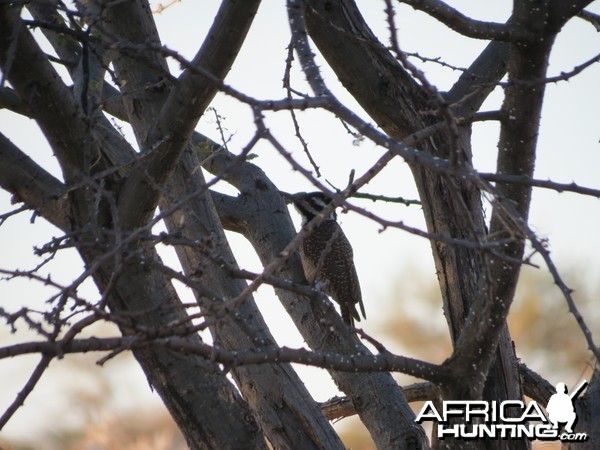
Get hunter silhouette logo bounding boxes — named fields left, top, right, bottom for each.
left=546, top=380, right=587, bottom=434
left=415, top=380, right=588, bottom=442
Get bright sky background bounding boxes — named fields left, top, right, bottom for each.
left=1, top=1, right=599, bottom=445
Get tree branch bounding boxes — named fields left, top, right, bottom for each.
left=301, top=6, right=532, bottom=448
left=25, top=2, right=81, bottom=66
left=160, top=147, right=348, bottom=449
left=7, top=3, right=274, bottom=447
left=446, top=40, right=509, bottom=116
left=446, top=1, right=561, bottom=398
left=0, top=86, right=30, bottom=116
left=0, top=355, right=52, bottom=430
left=578, top=9, right=600, bottom=31
left=480, top=172, right=600, bottom=198
left=90, top=2, right=348, bottom=447
left=0, top=5, right=90, bottom=180
left=0, top=335, right=442, bottom=382
left=116, top=0, right=262, bottom=229
left=397, top=0, right=532, bottom=41
left=550, top=0, right=596, bottom=31
left=320, top=382, right=438, bottom=421
left=320, top=363, right=557, bottom=421
left=0, top=133, right=68, bottom=230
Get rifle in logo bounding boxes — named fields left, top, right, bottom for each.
left=569, top=380, right=588, bottom=401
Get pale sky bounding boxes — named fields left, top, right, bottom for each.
left=1, top=1, right=599, bottom=445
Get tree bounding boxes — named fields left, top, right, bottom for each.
left=0, top=1, right=598, bottom=449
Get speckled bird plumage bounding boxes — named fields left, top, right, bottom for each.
left=292, top=192, right=366, bottom=326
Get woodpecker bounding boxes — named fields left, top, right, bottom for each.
left=289, top=192, right=366, bottom=326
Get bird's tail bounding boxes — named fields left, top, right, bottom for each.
left=341, top=304, right=360, bottom=327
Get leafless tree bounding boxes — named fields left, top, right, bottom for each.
left=0, top=1, right=599, bottom=449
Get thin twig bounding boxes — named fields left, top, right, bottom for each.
left=283, top=41, right=321, bottom=177
left=352, top=192, right=421, bottom=206
left=0, top=355, right=52, bottom=430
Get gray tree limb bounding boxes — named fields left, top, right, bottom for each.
left=300, top=2, right=521, bottom=449
left=0, top=5, right=91, bottom=181
left=94, top=1, right=345, bottom=447
left=0, top=133, right=67, bottom=230
left=397, top=0, right=532, bottom=41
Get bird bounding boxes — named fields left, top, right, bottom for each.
left=288, top=191, right=366, bottom=327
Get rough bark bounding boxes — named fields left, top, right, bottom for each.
left=206, top=147, right=429, bottom=449
left=0, top=3, right=268, bottom=447
left=160, top=151, right=345, bottom=450
left=87, top=249, right=268, bottom=450
left=88, top=0, right=343, bottom=447
left=302, top=3, right=522, bottom=448
left=300, top=0, right=589, bottom=448
left=565, top=364, right=600, bottom=449
left=2, top=0, right=344, bottom=448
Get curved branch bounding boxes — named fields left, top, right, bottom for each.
left=320, top=363, right=556, bottom=421
left=0, top=355, right=52, bottom=430
left=0, top=133, right=68, bottom=230
left=25, top=2, right=81, bottom=65
left=480, top=173, right=600, bottom=198
left=446, top=2, right=596, bottom=395
left=116, top=0, right=261, bottom=229
left=397, top=0, right=532, bottom=41
left=98, top=2, right=348, bottom=445
left=578, top=10, right=600, bottom=31
left=0, top=335, right=442, bottom=382
left=0, top=86, right=30, bottom=116
left=0, top=5, right=89, bottom=180
left=550, top=0, right=596, bottom=30
left=446, top=39, right=509, bottom=116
